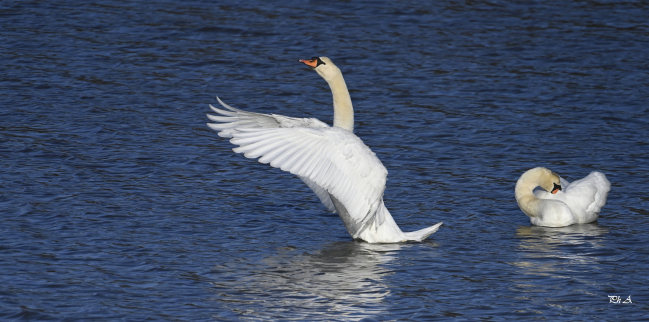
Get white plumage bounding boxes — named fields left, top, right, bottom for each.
left=516, top=167, right=611, bottom=227
left=207, top=57, right=442, bottom=243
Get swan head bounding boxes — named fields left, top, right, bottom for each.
left=532, top=167, right=562, bottom=194
left=299, top=56, right=340, bottom=82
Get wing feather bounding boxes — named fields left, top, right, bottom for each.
left=207, top=98, right=386, bottom=224
left=243, top=135, right=297, bottom=159
left=209, top=104, right=238, bottom=116
left=282, top=140, right=317, bottom=172
left=206, top=115, right=236, bottom=123
left=207, top=97, right=328, bottom=137
left=299, top=176, right=336, bottom=212
left=274, top=137, right=313, bottom=171
left=288, top=145, right=317, bottom=174
left=258, top=142, right=293, bottom=165
left=227, top=127, right=388, bottom=228
left=231, top=131, right=285, bottom=146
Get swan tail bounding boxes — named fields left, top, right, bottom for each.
left=403, top=222, right=443, bottom=242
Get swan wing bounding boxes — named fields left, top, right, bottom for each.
left=535, top=172, right=610, bottom=223
left=563, top=171, right=610, bottom=215
left=299, top=176, right=336, bottom=213
left=207, top=97, right=328, bottom=138
left=207, top=98, right=335, bottom=213
left=228, top=126, right=388, bottom=229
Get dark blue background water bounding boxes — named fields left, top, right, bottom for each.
left=2, top=0, right=648, bottom=320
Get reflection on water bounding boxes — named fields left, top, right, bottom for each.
left=213, top=242, right=405, bottom=321
left=512, top=224, right=610, bottom=291
left=516, top=224, right=609, bottom=247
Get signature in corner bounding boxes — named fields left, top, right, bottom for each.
left=608, top=295, right=632, bottom=304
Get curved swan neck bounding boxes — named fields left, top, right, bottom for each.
left=326, top=70, right=354, bottom=132
left=515, top=169, right=544, bottom=217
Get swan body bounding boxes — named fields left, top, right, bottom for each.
left=207, top=57, right=442, bottom=243
left=515, top=167, right=610, bottom=227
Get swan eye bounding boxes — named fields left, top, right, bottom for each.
left=551, top=183, right=562, bottom=194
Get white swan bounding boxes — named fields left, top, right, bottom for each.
left=206, top=56, right=443, bottom=243
left=515, top=167, right=610, bottom=227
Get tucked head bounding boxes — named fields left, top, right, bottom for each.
left=534, top=167, right=562, bottom=194
left=299, top=56, right=340, bottom=81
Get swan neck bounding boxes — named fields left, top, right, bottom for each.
left=515, top=172, right=542, bottom=217
left=326, top=72, right=354, bottom=132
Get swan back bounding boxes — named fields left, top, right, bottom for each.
left=541, top=171, right=610, bottom=223
left=529, top=199, right=574, bottom=227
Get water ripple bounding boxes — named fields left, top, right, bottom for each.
left=1, top=0, right=648, bottom=320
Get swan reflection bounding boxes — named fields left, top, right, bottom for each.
left=214, top=241, right=409, bottom=320
left=516, top=223, right=608, bottom=247
left=512, top=223, right=609, bottom=286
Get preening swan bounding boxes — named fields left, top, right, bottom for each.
left=207, top=57, right=443, bottom=243
left=515, top=167, right=610, bottom=227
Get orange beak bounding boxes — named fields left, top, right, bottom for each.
left=299, top=59, right=318, bottom=68
left=551, top=183, right=561, bottom=194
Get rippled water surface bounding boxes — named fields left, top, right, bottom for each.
left=2, top=0, right=648, bottom=320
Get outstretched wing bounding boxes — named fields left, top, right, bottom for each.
left=207, top=97, right=328, bottom=138
left=228, top=126, right=388, bottom=229
left=207, top=97, right=335, bottom=212
left=300, top=176, right=337, bottom=213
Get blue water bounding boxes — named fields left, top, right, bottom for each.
left=2, top=0, right=648, bottom=320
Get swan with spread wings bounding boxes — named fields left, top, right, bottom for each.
left=207, top=57, right=442, bottom=243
